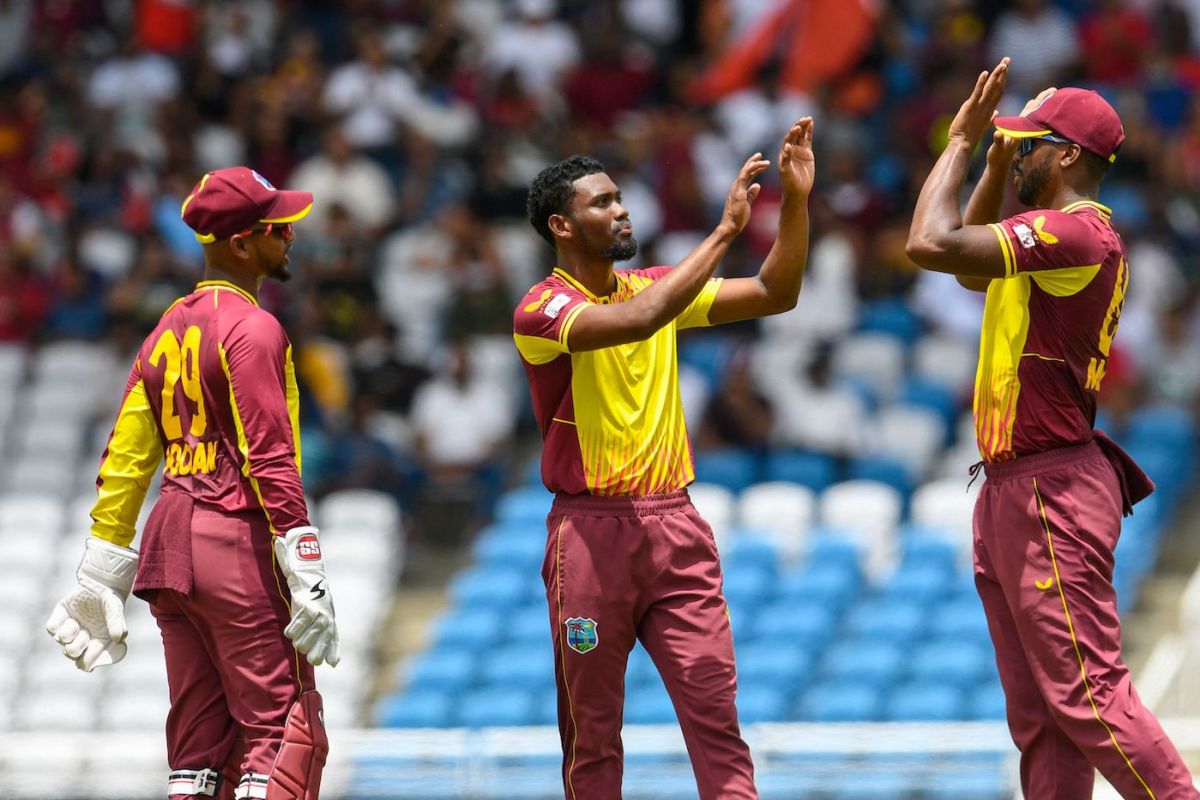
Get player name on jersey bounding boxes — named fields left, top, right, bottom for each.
left=164, top=440, right=218, bottom=477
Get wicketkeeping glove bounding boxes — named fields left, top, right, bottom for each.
left=275, top=526, right=340, bottom=667
left=46, top=537, right=138, bottom=672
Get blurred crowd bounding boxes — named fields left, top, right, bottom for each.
left=1, top=0, right=1199, bottom=542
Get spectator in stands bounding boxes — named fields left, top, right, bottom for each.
left=986, top=0, right=1079, bottom=99
left=288, top=129, right=396, bottom=236
left=411, top=339, right=513, bottom=538
left=771, top=342, right=866, bottom=458
left=1144, top=296, right=1200, bottom=412
left=322, top=27, right=417, bottom=153
left=482, top=0, right=580, bottom=107
left=698, top=347, right=774, bottom=452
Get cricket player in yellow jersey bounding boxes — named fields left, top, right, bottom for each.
left=908, top=58, right=1199, bottom=799
left=46, top=167, right=339, bottom=800
left=514, top=119, right=814, bottom=799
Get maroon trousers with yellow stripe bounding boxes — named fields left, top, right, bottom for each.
left=975, top=442, right=1197, bottom=799
left=142, top=500, right=316, bottom=798
left=544, top=491, right=757, bottom=800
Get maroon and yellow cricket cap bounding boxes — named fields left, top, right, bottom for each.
left=180, top=167, right=313, bottom=243
left=994, top=88, right=1125, bottom=164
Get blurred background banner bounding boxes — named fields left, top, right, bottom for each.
left=1, top=0, right=1199, bottom=798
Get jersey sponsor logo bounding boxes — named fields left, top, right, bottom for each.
left=297, top=534, right=322, bottom=561
left=544, top=293, right=571, bottom=319
left=523, top=289, right=553, bottom=313
left=1013, top=222, right=1037, bottom=249
left=1036, top=577, right=1054, bottom=591
left=564, top=617, right=598, bottom=654
left=164, top=440, right=219, bottom=477
left=1033, top=215, right=1059, bottom=245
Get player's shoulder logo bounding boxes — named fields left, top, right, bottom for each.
left=1032, top=214, right=1059, bottom=245
left=523, top=288, right=553, bottom=313
left=564, top=617, right=598, bottom=654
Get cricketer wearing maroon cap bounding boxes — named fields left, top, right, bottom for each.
left=47, top=166, right=338, bottom=800
left=908, top=59, right=1198, bottom=799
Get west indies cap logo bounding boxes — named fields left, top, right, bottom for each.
left=565, top=617, right=598, bottom=654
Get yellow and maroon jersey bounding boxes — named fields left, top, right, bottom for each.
left=513, top=266, right=722, bottom=495
left=975, top=200, right=1129, bottom=462
left=91, top=280, right=308, bottom=546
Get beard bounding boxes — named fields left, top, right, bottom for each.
left=600, top=236, right=638, bottom=262
left=1017, top=159, right=1051, bottom=206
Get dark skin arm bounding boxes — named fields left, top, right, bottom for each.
left=958, top=87, right=1058, bottom=291
left=906, top=58, right=1012, bottom=280
left=567, top=153, right=770, bottom=351
left=708, top=118, right=816, bottom=324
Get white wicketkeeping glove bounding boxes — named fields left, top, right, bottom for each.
left=275, top=526, right=340, bottom=667
left=46, top=537, right=138, bottom=672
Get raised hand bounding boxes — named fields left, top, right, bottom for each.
left=720, top=152, right=771, bottom=235
left=779, top=117, right=815, bottom=197
left=948, top=57, right=1010, bottom=147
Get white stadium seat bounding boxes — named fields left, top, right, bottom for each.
left=737, top=481, right=816, bottom=562
left=819, top=480, right=903, bottom=578
left=686, top=482, right=735, bottom=549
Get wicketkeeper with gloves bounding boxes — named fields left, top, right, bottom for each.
left=47, top=167, right=338, bottom=800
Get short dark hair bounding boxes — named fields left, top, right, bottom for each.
left=527, top=155, right=605, bottom=248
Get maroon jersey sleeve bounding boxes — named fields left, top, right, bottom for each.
left=219, top=311, right=309, bottom=534
left=990, top=209, right=1109, bottom=278
left=513, top=281, right=592, bottom=364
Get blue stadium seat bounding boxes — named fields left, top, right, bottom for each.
left=928, top=596, right=991, bottom=644
left=457, top=687, right=537, bottom=727
left=775, top=561, right=861, bottom=613
left=797, top=682, right=882, bottom=722
left=750, top=600, right=839, bottom=650
left=819, top=639, right=905, bottom=691
left=883, top=681, right=965, bottom=721
left=430, top=608, right=504, bottom=650
left=403, top=648, right=477, bottom=694
left=536, top=689, right=561, bottom=726
left=735, top=685, right=790, bottom=723
left=723, top=533, right=782, bottom=574
left=480, top=643, right=556, bottom=692
left=377, top=690, right=454, bottom=728
left=859, top=298, right=922, bottom=344
left=626, top=644, right=660, bottom=687
left=909, top=640, right=992, bottom=690
left=899, top=528, right=961, bottom=575
left=900, top=375, right=961, bottom=429
left=843, top=599, right=926, bottom=643
left=969, top=681, right=1008, bottom=721
left=877, top=563, right=954, bottom=607
left=679, top=334, right=735, bottom=390
left=449, top=566, right=528, bottom=609
left=722, top=562, right=775, bottom=615
left=625, top=683, right=677, bottom=725
left=735, top=641, right=813, bottom=687
left=694, top=448, right=760, bottom=492
left=508, top=603, right=551, bottom=645
left=473, top=524, right=546, bottom=571
left=847, top=455, right=914, bottom=499
left=1127, top=404, right=1196, bottom=458
left=763, top=450, right=838, bottom=493
left=495, top=486, right=553, bottom=526
left=803, top=530, right=865, bottom=577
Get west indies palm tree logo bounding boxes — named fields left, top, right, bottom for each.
left=565, top=617, right=598, bottom=654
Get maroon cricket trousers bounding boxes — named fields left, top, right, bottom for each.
left=543, top=490, right=758, bottom=800
left=137, top=496, right=316, bottom=799
left=975, top=439, right=1198, bottom=799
